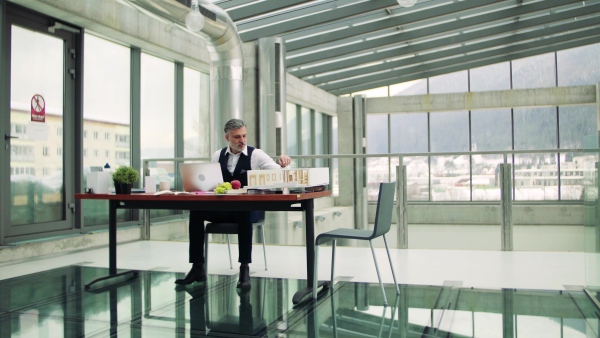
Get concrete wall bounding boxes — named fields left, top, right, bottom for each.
left=336, top=97, right=355, bottom=206
left=365, top=203, right=587, bottom=251
left=286, top=73, right=337, bottom=115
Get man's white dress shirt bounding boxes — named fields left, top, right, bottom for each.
left=211, top=146, right=281, bottom=175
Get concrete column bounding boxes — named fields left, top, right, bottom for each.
left=396, top=164, right=408, bottom=249
left=500, top=163, right=513, bottom=251
left=255, top=38, right=288, bottom=245
left=257, top=37, right=286, bottom=156
left=502, top=289, right=515, bottom=338
left=336, top=97, right=354, bottom=206
left=353, top=95, right=367, bottom=230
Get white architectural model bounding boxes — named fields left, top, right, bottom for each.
left=247, top=168, right=329, bottom=188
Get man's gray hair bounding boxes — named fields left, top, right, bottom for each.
left=224, top=119, right=246, bottom=133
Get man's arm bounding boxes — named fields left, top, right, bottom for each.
left=252, top=148, right=291, bottom=170
left=278, top=154, right=291, bottom=167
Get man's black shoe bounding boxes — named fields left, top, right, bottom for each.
left=175, top=263, right=206, bottom=285
left=236, top=264, right=251, bottom=289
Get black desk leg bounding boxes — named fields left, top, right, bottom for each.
left=109, top=200, right=117, bottom=275
left=292, top=199, right=328, bottom=305
left=85, top=200, right=138, bottom=289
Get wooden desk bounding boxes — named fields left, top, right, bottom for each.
left=75, top=191, right=331, bottom=304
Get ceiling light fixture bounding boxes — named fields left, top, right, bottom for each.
left=185, top=0, right=205, bottom=32
left=397, top=0, right=418, bottom=7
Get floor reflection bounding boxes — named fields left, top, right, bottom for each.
left=0, top=265, right=598, bottom=337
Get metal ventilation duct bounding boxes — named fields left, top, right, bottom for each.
left=127, top=0, right=243, bottom=150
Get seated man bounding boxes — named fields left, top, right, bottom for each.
left=175, top=118, right=291, bottom=288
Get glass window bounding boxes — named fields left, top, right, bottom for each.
left=514, top=153, right=558, bottom=201
left=513, top=107, right=557, bottom=150
left=557, top=43, right=600, bottom=86
left=141, top=53, right=175, bottom=218
left=471, top=109, right=512, bottom=151
left=429, top=70, right=468, bottom=94
left=286, top=102, right=298, bottom=156
left=512, top=53, right=556, bottom=89
left=390, top=79, right=427, bottom=96
left=83, top=33, right=130, bottom=168
left=402, top=156, right=429, bottom=201
left=559, top=106, right=597, bottom=149
left=183, top=67, right=210, bottom=158
left=314, top=112, right=324, bottom=167
left=10, top=24, right=65, bottom=227
left=83, top=33, right=131, bottom=226
left=390, top=113, right=428, bottom=153
left=367, top=114, right=389, bottom=154
left=470, top=62, right=510, bottom=92
left=140, top=53, right=175, bottom=161
left=301, top=106, right=312, bottom=156
left=367, top=114, right=390, bottom=201
left=431, top=155, right=471, bottom=201
left=560, top=152, right=597, bottom=201
left=429, top=111, right=469, bottom=152
left=472, top=154, right=504, bottom=201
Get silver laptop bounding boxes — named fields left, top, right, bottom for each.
left=179, top=162, right=223, bottom=192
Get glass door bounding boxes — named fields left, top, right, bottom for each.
left=3, top=6, right=79, bottom=241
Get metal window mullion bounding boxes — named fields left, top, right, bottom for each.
left=469, top=110, right=472, bottom=202
left=130, top=47, right=141, bottom=223
left=427, top=111, right=432, bottom=202
left=396, top=163, right=408, bottom=249
left=556, top=106, right=561, bottom=201
left=555, top=51, right=561, bottom=201
left=427, top=78, right=432, bottom=202
left=73, top=24, right=84, bottom=233
left=500, top=163, right=513, bottom=251
left=175, top=63, right=184, bottom=159
left=0, top=0, right=10, bottom=245
left=468, top=70, right=472, bottom=202
left=310, top=108, right=315, bottom=168
left=388, top=113, right=392, bottom=182
left=173, top=62, right=184, bottom=221
left=298, top=105, right=303, bottom=163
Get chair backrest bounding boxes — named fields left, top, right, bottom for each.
left=250, top=210, right=266, bottom=224
left=372, top=181, right=397, bottom=238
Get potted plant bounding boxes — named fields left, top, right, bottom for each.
left=112, top=166, right=139, bottom=194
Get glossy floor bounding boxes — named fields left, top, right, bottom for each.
left=0, top=241, right=599, bottom=337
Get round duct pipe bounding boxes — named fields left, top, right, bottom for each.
left=127, top=0, right=243, bottom=150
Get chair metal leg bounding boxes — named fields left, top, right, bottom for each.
left=331, top=240, right=336, bottom=289
left=377, top=302, right=388, bottom=338
left=313, top=244, right=319, bottom=300
left=260, top=225, right=267, bottom=270
left=226, top=234, right=232, bottom=269
left=204, top=234, right=209, bottom=276
left=369, top=240, right=388, bottom=305
left=331, top=289, right=338, bottom=338
left=383, top=235, right=400, bottom=294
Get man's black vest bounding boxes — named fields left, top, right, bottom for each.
left=218, top=146, right=254, bottom=187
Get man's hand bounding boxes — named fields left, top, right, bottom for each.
left=279, top=154, right=291, bottom=167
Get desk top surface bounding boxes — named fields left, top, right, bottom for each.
left=75, top=190, right=331, bottom=202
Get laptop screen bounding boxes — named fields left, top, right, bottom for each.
left=179, top=163, right=224, bottom=192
